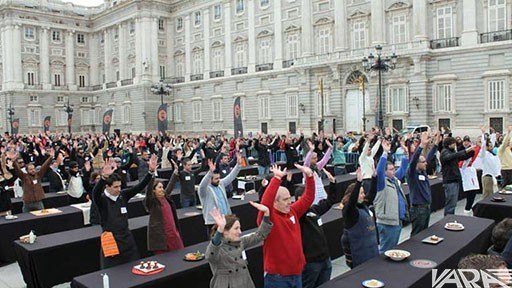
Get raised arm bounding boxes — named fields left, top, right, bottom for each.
left=303, top=140, right=315, bottom=167
left=370, top=139, right=382, bottom=158
left=290, top=164, right=315, bottom=218
left=121, top=154, right=157, bottom=201
left=316, top=140, right=333, bottom=170
left=257, top=164, right=286, bottom=224
left=220, top=163, right=241, bottom=187
left=199, top=159, right=215, bottom=200
left=376, top=141, right=389, bottom=192
left=143, top=176, right=155, bottom=212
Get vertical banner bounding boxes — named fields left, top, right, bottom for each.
left=11, top=118, right=19, bottom=135
left=157, top=104, right=168, bottom=134
left=233, top=97, right=243, bottom=137
left=102, top=109, right=113, bottom=134
left=43, top=116, right=51, bottom=133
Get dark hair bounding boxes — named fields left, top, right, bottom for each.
left=152, top=180, right=162, bottom=191
left=492, top=218, right=512, bottom=252
left=210, top=214, right=240, bottom=238
left=105, top=173, right=122, bottom=186
left=295, top=186, right=304, bottom=199
left=443, top=137, right=456, bottom=148
left=182, top=158, right=191, bottom=165
left=342, top=183, right=357, bottom=206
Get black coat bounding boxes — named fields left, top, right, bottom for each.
left=440, top=147, right=473, bottom=183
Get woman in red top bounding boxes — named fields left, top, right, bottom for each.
left=144, top=170, right=184, bottom=254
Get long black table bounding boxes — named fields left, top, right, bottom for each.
left=473, top=192, right=512, bottom=223
left=11, top=192, right=71, bottom=214
left=14, top=194, right=259, bottom=288
left=69, top=204, right=345, bottom=288
left=0, top=196, right=148, bottom=264
left=319, top=215, right=494, bottom=288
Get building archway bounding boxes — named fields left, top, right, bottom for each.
left=344, top=70, right=370, bottom=133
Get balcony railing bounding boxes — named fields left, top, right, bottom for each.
left=430, top=37, right=460, bottom=49
left=77, top=86, right=92, bottom=91
left=231, top=67, right=248, bottom=75
left=282, top=60, right=295, bottom=68
left=24, top=84, right=42, bottom=90
left=256, top=63, right=273, bottom=72
left=191, top=74, right=204, bottom=81
left=91, top=85, right=102, bottom=91
left=210, top=71, right=224, bottom=78
left=106, top=82, right=117, bottom=89
left=480, top=29, right=512, bottom=43
left=53, top=85, right=67, bottom=90
left=121, top=79, right=133, bottom=86
left=167, top=77, right=185, bottom=84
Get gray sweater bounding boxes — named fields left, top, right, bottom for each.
left=374, top=178, right=408, bottom=226
left=199, top=164, right=241, bottom=225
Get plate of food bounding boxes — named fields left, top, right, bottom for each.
left=444, top=221, right=464, bottom=231
left=499, top=190, right=512, bottom=195
left=5, top=215, right=18, bottom=220
left=491, top=196, right=506, bottom=202
left=384, top=249, right=410, bottom=261
left=132, top=261, right=165, bottom=275
left=232, top=194, right=245, bottom=200
left=422, top=235, right=444, bottom=245
left=184, top=251, right=205, bottom=261
left=362, top=279, right=385, bottom=288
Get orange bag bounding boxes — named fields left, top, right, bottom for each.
left=240, top=157, right=247, bottom=167
left=101, top=231, right=120, bottom=257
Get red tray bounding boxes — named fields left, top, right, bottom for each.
left=131, top=267, right=165, bottom=276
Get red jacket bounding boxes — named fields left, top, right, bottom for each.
left=257, top=175, right=315, bottom=275
left=458, top=146, right=481, bottom=168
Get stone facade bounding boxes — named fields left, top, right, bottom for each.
left=0, top=0, right=510, bottom=135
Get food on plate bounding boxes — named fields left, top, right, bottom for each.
left=185, top=251, right=205, bottom=261
left=430, top=235, right=439, bottom=241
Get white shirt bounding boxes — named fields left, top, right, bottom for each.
left=104, top=189, right=119, bottom=202
left=67, top=175, right=84, bottom=198
left=359, top=139, right=381, bottom=179
left=478, top=143, right=501, bottom=178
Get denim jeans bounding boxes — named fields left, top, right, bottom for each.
left=443, top=182, right=459, bottom=215
left=410, top=204, right=430, bottom=236
left=22, top=201, right=44, bottom=213
left=302, top=258, right=332, bottom=288
left=265, top=274, right=302, bottom=288
left=258, top=165, right=270, bottom=176
left=180, top=197, right=196, bottom=208
left=377, top=223, right=401, bottom=253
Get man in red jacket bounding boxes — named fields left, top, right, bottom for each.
left=257, top=163, right=315, bottom=288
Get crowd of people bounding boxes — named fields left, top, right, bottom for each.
left=0, top=125, right=511, bottom=287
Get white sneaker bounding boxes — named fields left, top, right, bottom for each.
left=464, top=209, right=472, bottom=214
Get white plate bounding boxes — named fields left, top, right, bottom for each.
left=384, top=249, right=411, bottom=261
left=422, top=235, right=444, bottom=245
left=5, top=215, right=18, bottom=220
left=444, top=222, right=464, bottom=231
left=232, top=195, right=244, bottom=200
left=362, top=279, right=385, bottom=288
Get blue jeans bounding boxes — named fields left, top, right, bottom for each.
left=258, top=165, right=270, bottom=176
left=180, top=197, right=196, bottom=208
left=302, top=258, right=332, bottom=288
left=22, top=201, right=44, bottom=213
left=443, top=182, right=459, bottom=215
left=265, top=274, right=302, bottom=288
left=377, top=223, right=401, bottom=253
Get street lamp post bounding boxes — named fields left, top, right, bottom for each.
left=64, top=99, right=74, bottom=134
left=7, top=104, right=14, bottom=135
left=151, top=79, right=172, bottom=106
left=362, top=45, right=397, bottom=129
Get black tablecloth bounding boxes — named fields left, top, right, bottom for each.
left=1, top=196, right=148, bottom=265
left=319, top=215, right=494, bottom=288
left=11, top=192, right=71, bottom=214
left=473, top=193, right=512, bottom=223
left=14, top=194, right=259, bottom=288
left=69, top=205, right=345, bottom=288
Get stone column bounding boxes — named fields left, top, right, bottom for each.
left=184, top=15, right=191, bottom=82
left=134, top=18, right=143, bottom=84
left=40, top=27, right=51, bottom=89
left=461, top=0, right=478, bottom=46
left=118, top=23, right=127, bottom=81
left=203, top=8, right=210, bottom=80
left=371, top=0, right=385, bottom=45
left=65, top=30, right=76, bottom=90
left=224, top=2, right=232, bottom=76
left=89, top=34, right=99, bottom=86
left=301, top=0, right=313, bottom=56
left=273, top=0, right=283, bottom=69
left=12, top=25, right=23, bottom=87
left=248, top=0, right=256, bottom=72
left=103, top=29, right=111, bottom=83
left=334, top=0, right=347, bottom=51
left=413, top=0, right=428, bottom=41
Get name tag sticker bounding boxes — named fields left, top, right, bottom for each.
left=120, top=207, right=127, bottom=214
left=222, top=170, right=227, bottom=174
left=242, top=250, right=247, bottom=260
left=185, top=176, right=191, bottom=181
left=32, top=179, right=38, bottom=184
left=418, top=175, right=426, bottom=181
left=289, top=216, right=296, bottom=224
left=317, top=218, right=323, bottom=226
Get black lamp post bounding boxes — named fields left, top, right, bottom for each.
left=151, top=79, right=172, bottom=105
left=64, top=99, right=74, bottom=134
left=362, top=45, right=397, bottom=129
left=7, top=104, right=14, bottom=135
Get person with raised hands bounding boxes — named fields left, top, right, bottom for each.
left=341, top=167, right=379, bottom=268
left=258, top=163, right=315, bottom=288
left=199, top=153, right=242, bottom=235
left=92, top=155, right=157, bottom=268
left=206, top=202, right=272, bottom=288
left=408, top=132, right=438, bottom=236
left=304, top=138, right=333, bottom=205
left=374, top=139, right=409, bottom=253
